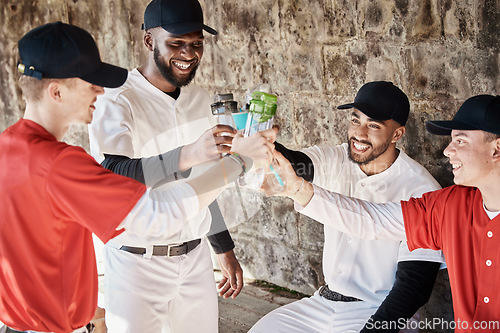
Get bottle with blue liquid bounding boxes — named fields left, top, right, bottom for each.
left=243, top=90, right=278, bottom=136
left=238, top=85, right=286, bottom=194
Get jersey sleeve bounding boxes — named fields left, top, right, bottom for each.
left=401, top=188, right=447, bottom=251
left=301, top=144, right=346, bottom=188
left=46, top=146, right=147, bottom=243
left=89, top=92, right=136, bottom=163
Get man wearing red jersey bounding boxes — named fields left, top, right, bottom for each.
left=271, top=94, right=500, bottom=332
left=0, top=22, right=275, bottom=333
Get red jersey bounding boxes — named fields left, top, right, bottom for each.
left=0, top=119, right=146, bottom=332
left=402, top=185, right=500, bottom=332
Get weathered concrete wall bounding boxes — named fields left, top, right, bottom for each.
left=1, top=0, right=499, bottom=330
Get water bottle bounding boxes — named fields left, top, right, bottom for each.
left=211, top=93, right=238, bottom=128
left=238, top=86, right=285, bottom=193
left=243, top=91, right=278, bottom=137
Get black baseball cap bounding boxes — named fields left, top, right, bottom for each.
left=337, top=81, right=410, bottom=126
left=17, top=22, right=128, bottom=88
left=142, top=0, right=218, bottom=35
left=426, top=95, right=500, bottom=135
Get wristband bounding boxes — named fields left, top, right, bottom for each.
left=228, top=152, right=246, bottom=177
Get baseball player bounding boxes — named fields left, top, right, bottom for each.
left=88, top=0, right=247, bottom=332
left=251, top=82, right=445, bottom=333
left=272, top=94, right=500, bottom=332
left=0, top=21, right=275, bottom=333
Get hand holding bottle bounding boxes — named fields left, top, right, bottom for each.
left=230, top=128, right=278, bottom=170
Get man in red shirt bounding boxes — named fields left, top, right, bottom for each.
left=271, top=94, right=500, bottom=332
left=0, top=22, right=275, bottom=333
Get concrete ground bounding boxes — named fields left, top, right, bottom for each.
left=216, top=271, right=303, bottom=333
left=92, top=271, right=304, bottom=333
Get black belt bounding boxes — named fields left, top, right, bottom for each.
left=120, top=239, right=201, bottom=257
left=319, top=285, right=362, bottom=302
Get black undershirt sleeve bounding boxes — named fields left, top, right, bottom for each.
left=274, top=142, right=314, bottom=181
left=276, top=143, right=440, bottom=332
left=101, top=147, right=189, bottom=186
left=207, top=202, right=235, bottom=254
left=360, top=261, right=440, bottom=333
left=101, top=149, right=235, bottom=254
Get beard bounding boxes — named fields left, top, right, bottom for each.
left=153, top=47, right=198, bottom=87
left=347, top=136, right=392, bottom=165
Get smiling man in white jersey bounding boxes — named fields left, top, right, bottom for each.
left=271, top=94, right=500, bottom=332
left=251, top=81, right=445, bottom=333
left=88, top=0, right=250, bottom=332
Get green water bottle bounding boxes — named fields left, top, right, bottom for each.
left=243, top=91, right=278, bottom=137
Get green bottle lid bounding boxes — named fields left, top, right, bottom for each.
left=249, top=91, right=278, bottom=122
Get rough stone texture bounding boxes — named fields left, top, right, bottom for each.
left=1, top=0, right=499, bottom=330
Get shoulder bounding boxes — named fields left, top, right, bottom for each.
left=52, top=144, right=98, bottom=167
left=32, top=143, right=98, bottom=182
left=98, top=69, right=144, bottom=103
left=301, top=143, right=347, bottom=162
left=180, top=85, right=211, bottom=101
left=395, top=150, right=441, bottom=191
left=27, top=140, right=73, bottom=166
left=405, top=185, right=476, bottom=212
left=48, top=145, right=145, bottom=192
left=422, top=185, right=476, bottom=201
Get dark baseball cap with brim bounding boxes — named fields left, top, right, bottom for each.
left=142, top=0, right=218, bottom=35
left=337, top=81, right=410, bottom=126
left=17, top=22, right=127, bottom=88
left=426, top=95, right=500, bottom=135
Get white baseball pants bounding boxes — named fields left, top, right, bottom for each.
left=249, top=289, right=420, bottom=333
left=103, top=239, right=218, bottom=333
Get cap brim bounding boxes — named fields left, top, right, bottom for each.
left=81, top=62, right=128, bottom=88
left=425, top=120, right=478, bottom=135
left=337, top=102, right=390, bottom=121
left=161, top=22, right=218, bottom=35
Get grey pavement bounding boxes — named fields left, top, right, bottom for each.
left=216, top=271, right=303, bottom=333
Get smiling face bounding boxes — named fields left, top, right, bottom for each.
left=150, top=29, right=204, bottom=87
left=443, top=130, right=498, bottom=188
left=347, top=109, right=405, bottom=174
left=61, top=78, right=104, bottom=124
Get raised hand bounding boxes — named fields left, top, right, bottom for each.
left=179, top=125, right=237, bottom=170
left=230, top=128, right=278, bottom=169
left=262, top=151, right=305, bottom=197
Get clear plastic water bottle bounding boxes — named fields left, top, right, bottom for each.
left=211, top=93, right=238, bottom=128
left=243, top=91, right=278, bottom=137
left=238, top=85, right=285, bottom=193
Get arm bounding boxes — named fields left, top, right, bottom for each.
left=208, top=201, right=244, bottom=300
left=101, top=146, right=189, bottom=186
left=102, top=151, right=238, bottom=266
left=361, top=261, right=440, bottom=332
left=178, top=124, right=237, bottom=171
left=207, top=202, right=234, bottom=254
left=274, top=142, right=314, bottom=181
left=270, top=150, right=407, bottom=241
left=119, top=128, right=276, bottom=238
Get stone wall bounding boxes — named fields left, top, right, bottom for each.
left=1, top=0, right=499, bottom=331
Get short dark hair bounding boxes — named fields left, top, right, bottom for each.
left=483, top=131, right=500, bottom=142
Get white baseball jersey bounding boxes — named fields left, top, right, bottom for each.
left=301, top=143, right=445, bottom=305
left=88, top=69, right=220, bottom=333
left=89, top=68, right=216, bottom=247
